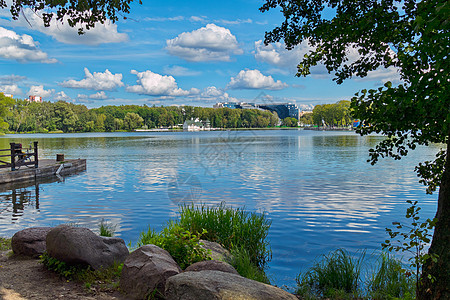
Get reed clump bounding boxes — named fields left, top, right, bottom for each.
left=178, top=202, right=272, bottom=271
left=296, top=249, right=416, bottom=299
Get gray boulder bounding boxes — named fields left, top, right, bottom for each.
left=120, top=244, right=181, bottom=299
left=200, top=240, right=231, bottom=262
left=165, top=270, right=298, bottom=300
left=185, top=260, right=239, bottom=276
left=12, top=227, right=52, bottom=258
left=46, top=225, right=129, bottom=270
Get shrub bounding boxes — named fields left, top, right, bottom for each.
left=136, top=222, right=210, bottom=269
left=296, top=249, right=365, bottom=299
left=178, top=203, right=272, bottom=270
left=0, top=237, right=11, bottom=251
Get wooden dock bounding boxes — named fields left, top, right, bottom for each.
left=0, top=159, right=86, bottom=185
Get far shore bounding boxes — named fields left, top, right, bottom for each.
left=3, top=126, right=356, bottom=134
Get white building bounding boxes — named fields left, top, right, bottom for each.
left=1, top=93, right=13, bottom=98
left=28, top=95, right=43, bottom=103
left=183, top=118, right=211, bottom=131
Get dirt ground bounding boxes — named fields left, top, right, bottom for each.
left=0, top=250, right=125, bottom=300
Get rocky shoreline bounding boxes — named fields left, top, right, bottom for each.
left=4, top=226, right=297, bottom=300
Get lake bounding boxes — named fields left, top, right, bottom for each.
left=0, top=130, right=440, bottom=288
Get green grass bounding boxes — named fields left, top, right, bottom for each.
left=295, top=250, right=417, bottom=300
left=0, top=237, right=12, bottom=251
left=296, top=249, right=365, bottom=299
left=177, top=203, right=272, bottom=270
left=99, top=219, right=116, bottom=237
left=229, top=246, right=270, bottom=284
left=40, top=252, right=123, bottom=291
left=368, top=253, right=415, bottom=299
left=134, top=203, right=272, bottom=282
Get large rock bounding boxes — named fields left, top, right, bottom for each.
left=165, top=270, right=298, bottom=300
left=120, top=244, right=181, bottom=300
left=12, top=227, right=52, bottom=258
left=200, top=240, right=231, bottom=262
left=46, top=225, right=129, bottom=270
left=185, top=260, right=239, bottom=276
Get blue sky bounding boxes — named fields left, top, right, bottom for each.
left=0, top=0, right=400, bottom=109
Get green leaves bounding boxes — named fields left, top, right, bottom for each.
left=3, top=0, right=138, bottom=34
left=136, top=223, right=210, bottom=270
left=382, top=200, right=438, bottom=287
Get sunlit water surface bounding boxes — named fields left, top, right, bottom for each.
left=0, top=130, right=439, bottom=288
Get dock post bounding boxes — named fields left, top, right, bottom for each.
left=34, top=141, right=39, bottom=168
left=10, top=143, right=16, bottom=171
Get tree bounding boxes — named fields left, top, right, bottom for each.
left=2, top=0, right=138, bottom=34
left=124, top=112, right=143, bottom=130
left=260, top=0, right=449, bottom=298
left=0, top=93, right=14, bottom=132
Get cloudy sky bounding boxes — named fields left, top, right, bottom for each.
left=0, top=0, right=400, bottom=108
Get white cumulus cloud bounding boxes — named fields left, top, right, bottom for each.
left=54, top=91, right=72, bottom=101
left=6, top=10, right=127, bottom=46
left=0, top=84, right=22, bottom=95
left=227, top=69, right=288, bottom=90
left=255, top=40, right=400, bottom=83
left=88, top=91, right=108, bottom=100
left=61, top=68, right=124, bottom=91
left=126, top=70, right=196, bottom=97
left=27, top=85, right=54, bottom=98
left=198, top=86, right=238, bottom=102
left=163, top=65, right=201, bottom=76
left=0, top=26, right=57, bottom=63
left=254, top=39, right=327, bottom=76
left=166, top=24, right=243, bottom=62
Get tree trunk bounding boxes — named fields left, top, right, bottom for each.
left=418, top=139, right=450, bottom=299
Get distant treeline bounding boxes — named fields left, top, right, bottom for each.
left=1, top=97, right=279, bottom=133
left=0, top=94, right=352, bottom=133
left=304, top=100, right=353, bottom=127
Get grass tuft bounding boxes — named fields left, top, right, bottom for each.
left=229, top=246, right=270, bottom=284
left=99, top=219, right=116, bottom=237
left=368, top=253, right=415, bottom=299
left=40, top=252, right=123, bottom=291
left=178, top=202, right=272, bottom=270
left=296, top=249, right=365, bottom=299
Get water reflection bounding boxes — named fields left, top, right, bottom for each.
left=0, top=131, right=442, bottom=288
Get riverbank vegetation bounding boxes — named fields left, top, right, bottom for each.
left=1, top=204, right=423, bottom=299
left=0, top=95, right=279, bottom=133
left=136, top=203, right=271, bottom=283
left=296, top=250, right=415, bottom=300
left=0, top=94, right=357, bottom=133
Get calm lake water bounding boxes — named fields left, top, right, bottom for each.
left=0, top=130, right=440, bottom=288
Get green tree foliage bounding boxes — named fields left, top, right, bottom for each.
left=0, top=93, right=14, bottom=132
left=281, top=117, right=298, bottom=127
left=299, top=112, right=313, bottom=125
left=260, top=0, right=449, bottom=298
left=312, top=100, right=351, bottom=127
left=123, top=112, right=143, bottom=130
left=5, top=100, right=280, bottom=133
left=1, top=0, right=138, bottom=34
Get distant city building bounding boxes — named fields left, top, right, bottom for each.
left=213, top=102, right=257, bottom=109
left=28, top=95, right=43, bottom=103
left=1, top=93, right=13, bottom=98
left=214, top=101, right=300, bottom=120
left=183, top=118, right=211, bottom=131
